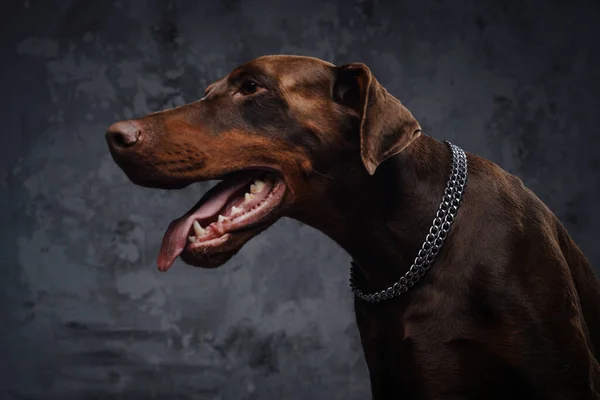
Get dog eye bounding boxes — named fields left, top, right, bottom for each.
left=238, top=80, right=260, bottom=96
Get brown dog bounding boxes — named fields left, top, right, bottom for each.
left=106, top=55, right=600, bottom=399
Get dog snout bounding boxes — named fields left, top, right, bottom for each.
left=106, top=120, right=143, bottom=151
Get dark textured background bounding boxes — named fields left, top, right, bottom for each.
left=1, top=0, right=599, bottom=398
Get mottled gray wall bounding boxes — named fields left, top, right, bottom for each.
left=1, top=0, right=599, bottom=398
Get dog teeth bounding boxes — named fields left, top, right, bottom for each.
left=218, top=215, right=228, bottom=223
left=188, top=236, right=197, bottom=243
left=231, top=206, right=242, bottom=215
left=250, top=180, right=265, bottom=194
left=245, top=193, right=255, bottom=202
left=193, top=220, right=206, bottom=237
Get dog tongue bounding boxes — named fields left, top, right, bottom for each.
left=157, top=172, right=256, bottom=272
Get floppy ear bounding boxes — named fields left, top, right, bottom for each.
left=333, top=63, right=422, bottom=175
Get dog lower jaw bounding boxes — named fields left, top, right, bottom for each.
left=180, top=233, right=235, bottom=269
left=179, top=217, right=275, bottom=269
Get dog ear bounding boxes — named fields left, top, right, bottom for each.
left=333, top=63, right=422, bottom=175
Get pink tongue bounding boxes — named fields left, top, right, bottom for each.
left=157, top=172, right=257, bottom=272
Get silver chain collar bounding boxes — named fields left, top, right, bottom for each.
left=350, top=141, right=468, bottom=303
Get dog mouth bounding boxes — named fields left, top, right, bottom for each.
left=157, top=169, right=286, bottom=271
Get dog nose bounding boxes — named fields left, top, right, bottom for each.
left=106, top=120, right=143, bottom=150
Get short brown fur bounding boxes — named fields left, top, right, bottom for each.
left=106, top=55, right=600, bottom=399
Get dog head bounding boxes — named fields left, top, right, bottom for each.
left=106, top=55, right=421, bottom=270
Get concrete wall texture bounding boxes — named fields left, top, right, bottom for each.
left=1, top=0, right=599, bottom=398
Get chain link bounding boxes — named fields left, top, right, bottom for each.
left=350, top=141, right=468, bottom=303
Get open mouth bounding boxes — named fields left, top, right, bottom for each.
left=157, top=170, right=287, bottom=271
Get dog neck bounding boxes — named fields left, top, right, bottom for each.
left=293, top=134, right=453, bottom=294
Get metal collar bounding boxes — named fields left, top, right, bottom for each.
left=350, top=141, right=468, bottom=303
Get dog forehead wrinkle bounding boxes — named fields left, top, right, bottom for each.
left=278, top=66, right=334, bottom=91
left=280, top=74, right=335, bottom=120
left=252, top=57, right=333, bottom=83
left=254, top=54, right=335, bottom=70
left=286, top=92, right=322, bottom=114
